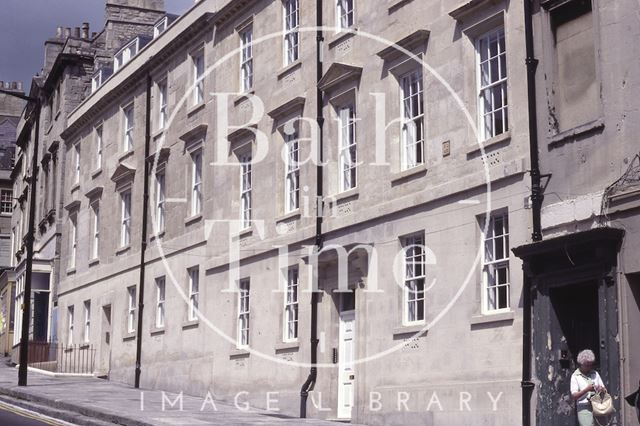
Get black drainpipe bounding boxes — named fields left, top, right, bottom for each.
left=523, top=1, right=542, bottom=424
left=134, top=73, right=152, bottom=388
left=300, top=0, right=323, bottom=418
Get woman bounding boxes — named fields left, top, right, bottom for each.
left=570, top=349, right=606, bottom=426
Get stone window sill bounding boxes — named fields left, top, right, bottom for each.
left=187, top=102, right=205, bottom=117
left=467, top=130, right=511, bottom=156
left=390, top=163, right=428, bottom=184
left=275, top=341, right=300, bottom=353
left=182, top=319, right=199, bottom=330
left=388, top=0, right=413, bottom=12
left=152, top=128, right=165, bottom=140
left=328, top=29, right=358, bottom=49
left=233, top=91, right=255, bottom=106
left=79, top=343, right=90, bottom=349
left=184, top=213, right=202, bottom=226
left=330, top=187, right=359, bottom=203
left=66, top=267, right=76, bottom=276
left=276, top=209, right=301, bottom=224
left=230, top=348, right=250, bottom=359
left=116, top=245, right=131, bottom=256
left=548, top=118, right=604, bottom=148
left=277, top=60, right=302, bottom=81
left=150, top=327, right=165, bottom=336
left=392, top=323, right=428, bottom=338
left=123, top=333, right=136, bottom=342
left=150, top=230, right=165, bottom=242
left=237, top=227, right=252, bottom=239
left=118, top=150, right=134, bottom=163
left=88, top=258, right=99, bottom=267
left=470, top=310, right=515, bottom=326
left=70, top=183, right=80, bottom=193
left=91, top=168, right=102, bottom=179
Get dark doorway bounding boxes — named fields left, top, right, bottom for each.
left=32, top=292, right=49, bottom=342
left=540, top=281, right=600, bottom=426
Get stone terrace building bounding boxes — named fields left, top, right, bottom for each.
left=58, top=0, right=534, bottom=424
left=10, top=1, right=165, bottom=357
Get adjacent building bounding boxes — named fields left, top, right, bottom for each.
left=0, top=81, right=25, bottom=356
left=10, top=1, right=165, bottom=359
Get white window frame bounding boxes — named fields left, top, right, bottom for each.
left=237, top=279, right=250, bottom=348
left=283, top=267, right=299, bottom=342
left=283, top=0, right=299, bottom=66
left=0, top=189, right=13, bottom=214
left=69, top=214, right=78, bottom=269
left=67, top=306, right=74, bottom=345
left=240, top=26, right=254, bottom=92
left=192, top=51, right=204, bottom=105
left=284, top=131, right=300, bottom=213
left=338, top=105, right=357, bottom=192
left=402, top=234, right=426, bottom=325
left=157, top=80, right=168, bottom=130
left=73, top=142, right=80, bottom=184
left=240, top=153, right=252, bottom=230
left=191, top=150, right=203, bottom=216
left=481, top=212, right=510, bottom=313
left=400, top=71, right=425, bottom=170
left=95, top=125, right=103, bottom=170
left=123, top=103, right=134, bottom=152
left=154, top=16, right=169, bottom=38
left=336, top=0, right=354, bottom=31
left=114, top=38, right=139, bottom=72
left=476, top=27, right=508, bottom=142
left=188, top=267, right=199, bottom=321
left=156, top=277, right=166, bottom=328
left=127, top=286, right=137, bottom=333
left=155, top=171, right=165, bottom=233
left=83, top=300, right=91, bottom=343
left=91, top=202, right=99, bottom=260
left=120, top=189, right=132, bottom=247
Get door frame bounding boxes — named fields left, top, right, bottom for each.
left=337, top=308, right=356, bottom=420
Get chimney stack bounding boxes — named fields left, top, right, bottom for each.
left=64, top=27, right=71, bottom=38
left=81, top=22, right=90, bottom=39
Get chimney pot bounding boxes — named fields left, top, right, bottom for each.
left=64, top=28, right=71, bottom=38
left=81, top=22, right=90, bottom=38
left=74, top=27, right=80, bottom=38
left=17, top=82, right=23, bottom=91
left=0, top=81, right=4, bottom=89
left=56, top=26, right=63, bottom=38
left=11, top=82, right=17, bottom=90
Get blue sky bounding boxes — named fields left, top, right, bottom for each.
left=0, top=0, right=195, bottom=90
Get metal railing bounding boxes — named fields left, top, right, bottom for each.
left=27, top=341, right=96, bottom=375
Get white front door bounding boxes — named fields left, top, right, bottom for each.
left=337, top=310, right=355, bottom=419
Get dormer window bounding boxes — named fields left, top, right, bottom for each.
left=114, top=36, right=150, bottom=72
left=91, top=68, right=113, bottom=93
left=154, top=17, right=169, bottom=38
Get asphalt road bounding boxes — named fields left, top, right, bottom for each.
left=0, top=401, right=68, bottom=426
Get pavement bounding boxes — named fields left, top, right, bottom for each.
left=0, top=359, right=351, bottom=425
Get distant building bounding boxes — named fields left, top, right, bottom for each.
left=10, top=0, right=164, bottom=363
left=0, top=81, right=24, bottom=356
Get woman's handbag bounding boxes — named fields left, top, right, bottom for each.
left=590, top=390, right=614, bottom=416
